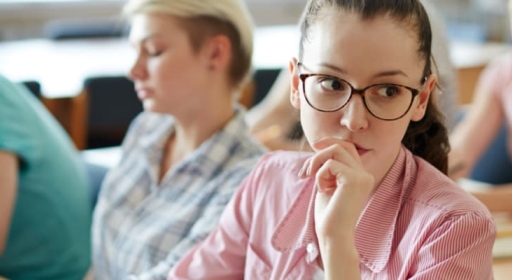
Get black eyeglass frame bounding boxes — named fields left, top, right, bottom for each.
left=297, top=62, right=427, bottom=121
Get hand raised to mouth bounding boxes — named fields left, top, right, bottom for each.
left=298, top=137, right=374, bottom=248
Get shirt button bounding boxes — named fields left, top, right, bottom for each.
left=305, top=243, right=319, bottom=264
left=307, top=243, right=316, bottom=253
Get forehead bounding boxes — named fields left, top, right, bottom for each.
left=302, top=12, right=423, bottom=80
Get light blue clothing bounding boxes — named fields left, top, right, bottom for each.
left=0, top=75, right=91, bottom=280
left=92, top=109, right=266, bottom=280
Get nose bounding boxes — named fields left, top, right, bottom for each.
left=128, top=54, right=147, bottom=81
left=339, top=94, right=369, bottom=131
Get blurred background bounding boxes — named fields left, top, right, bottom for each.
left=0, top=0, right=510, bottom=42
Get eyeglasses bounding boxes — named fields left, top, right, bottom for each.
left=298, top=63, right=426, bottom=121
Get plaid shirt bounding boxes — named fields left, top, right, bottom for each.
left=92, top=108, right=266, bottom=280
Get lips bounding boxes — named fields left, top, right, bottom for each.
left=356, top=147, right=369, bottom=156
left=352, top=143, right=370, bottom=156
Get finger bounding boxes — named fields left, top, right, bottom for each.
left=298, top=157, right=312, bottom=179
left=315, top=159, right=348, bottom=194
left=311, top=137, right=361, bottom=165
left=306, top=144, right=360, bottom=178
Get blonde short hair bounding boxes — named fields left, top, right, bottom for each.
left=123, top=0, right=254, bottom=88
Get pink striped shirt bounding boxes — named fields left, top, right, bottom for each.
left=168, top=147, right=496, bottom=279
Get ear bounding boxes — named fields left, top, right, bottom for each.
left=411, top=74, right=436, bottom=122
left=289, top=57, right=301, bottom=109
left=204, top=34, right=232, bottom=71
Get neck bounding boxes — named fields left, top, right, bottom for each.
left=169, top=103, right=236, bottom=161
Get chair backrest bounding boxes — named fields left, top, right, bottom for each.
left=83, top=76, right=143, bottom=148
left=252, top=68, right=282, bottom=106
left=20, top=80, right=42, bottom=98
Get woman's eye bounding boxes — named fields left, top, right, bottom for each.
left=376, top=86, right=401, bottom=97
left=319, top=78, right=345, bottom=91
left=144, top=44, right=163, bottom=57
left=148, top=50, right=162, bottom=57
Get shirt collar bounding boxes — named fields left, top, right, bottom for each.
left=137, top=106, right=257, bottom=177
left=272, top=146, right=416, bottom=273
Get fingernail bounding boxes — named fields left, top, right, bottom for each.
left=306, top=166, right=311, bottom=177
left=298, top=167, right=304, bottom=177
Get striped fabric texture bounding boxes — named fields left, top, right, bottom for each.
left=92, top=109, right=266, bottom=280
left=169, top=147, right=496, bottom=280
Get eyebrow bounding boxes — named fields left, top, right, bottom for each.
left=317, top=62, right=409, bottom=78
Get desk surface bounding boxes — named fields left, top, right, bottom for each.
left=0, top=25, right=509, bottom=98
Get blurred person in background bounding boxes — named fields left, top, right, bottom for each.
left=91, top=0, right=266, bottom=279
left=448, top=0, right=512, bottom=214
left=0, top=74, right=91, bottom=280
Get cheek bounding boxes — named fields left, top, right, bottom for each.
left=376, top=120, right=409, bottom=148
left=152, top=56, right=190, bottom=88
left=299, top=108, right=338, bottom=142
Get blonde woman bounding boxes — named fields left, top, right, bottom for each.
left=91, top=0, right=266, bottom=278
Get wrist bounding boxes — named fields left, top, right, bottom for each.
left=320, top=238, right=360, bottom=280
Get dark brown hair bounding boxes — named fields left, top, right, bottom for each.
left=298, top=0, right=450, bottom=174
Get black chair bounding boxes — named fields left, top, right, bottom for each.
left=83, top=76, right=143, bottom=149
left=20, top=80, right=42, bottom=98
left=252, top=68, right=282, bottom=106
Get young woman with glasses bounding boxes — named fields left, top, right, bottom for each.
left=168, top=0, right=496, bottom=279
left=246, top=0, right=460, bottom=152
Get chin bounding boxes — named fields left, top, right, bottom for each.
left=142, top=100, right=159, bottom=112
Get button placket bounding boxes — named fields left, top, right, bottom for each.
left=305, top=242, right=319, bottom=264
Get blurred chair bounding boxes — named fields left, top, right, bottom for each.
left=83, top=76, right=143, bottom=149
left=252, top=68, right=282, bottom=106
left=43, top=18, right=127, bottom=40
left=20, top=80, right=42, bottom=98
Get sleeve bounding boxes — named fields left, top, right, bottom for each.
left=0, top=76, right=40, bottom=162
left=132, top=157, right=266, bottom=280
left=410, top=212, right=496, bottom=280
